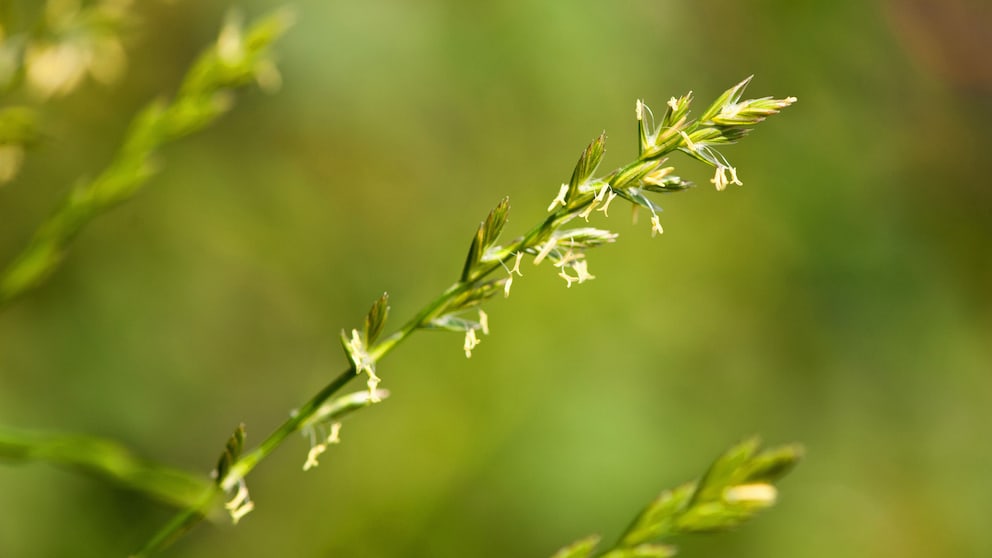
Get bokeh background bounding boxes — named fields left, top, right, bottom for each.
left=1, top=0, right=990, bottom=556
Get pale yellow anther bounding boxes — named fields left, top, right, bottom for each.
left=533, top=238, right=558, bottom=265
left=723, top=483, right=778, bottom=505
left=578, top=200, right=598, bottom=221
left=509, top=252, right=524, bottom=276
left=572, top=260, right=595, bottom=284
left=229, top=500, right=255, bottom=524
left=303, top=443, right=327, bottom=471
left=650, top=214, right=664, bottom=236
left=558, top=259, right=595, bottom=288
left=711, top=167, right=728, bottom=191
left=667, top=97, right=679, bottom=111
left=225, top=480, right=250, bottom=511
left=596, top=190, right=618, bottom=216
left=644, top=167, right=675, bottom=186
left=464, top=328, right=480, bottom=358
left=479, top=310, right=490, bottom=335
left=547, top=183, right=569, bottom=212
left=366, top=371, right=382, bottom=402
left=720, top=102, right=742, bottom=121
left=552, top=249, right=582, bottom=268
left=503, top=276, right=513, bottom=298
left=302, top=423, right=342, bottom=471
left=224, top=478, right=254, bottom=523
left=710, top=165, right=742, bottom=191
left=578, top=199, right=599, bottom=221
left=728, top=166, right=742, bottom=186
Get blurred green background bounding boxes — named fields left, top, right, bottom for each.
left=1, top=0, right=990, bottom=556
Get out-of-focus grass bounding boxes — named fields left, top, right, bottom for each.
left=1, top=1, right=989, bottom=557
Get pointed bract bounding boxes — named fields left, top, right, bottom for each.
left=363, top=292, right=390, bottom=345
left=569, top=132, right=607, bottom=200
left=214, top=423, right=246, bottom=485
left=699, top=76, right=753, bottom=123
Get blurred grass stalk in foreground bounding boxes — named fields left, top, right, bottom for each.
left=0, top=4, right=294, bottom=306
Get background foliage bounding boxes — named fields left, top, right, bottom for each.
left=1, top=0, right=989, bottom=556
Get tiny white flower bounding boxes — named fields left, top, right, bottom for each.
left=557, top=259, right=595, bottom=288
left=509, top=252, right=524, bottom=276
left=667, top=96, right=679, bottom=111
left=552, top=249, right=582, bottom=269
left=365, top=370, right=382, bottom=402
left=464, top=328, right=480, bottom=358
left=503, top=276, right=513, bottom=298
left=345, top=329, right=381, bottom=400
left=547, top=183, right=569, bottom=212
left=728, top=166, right=743, bottom=186
left=533, top=238, right=558, bottom=265
left=719, top=102, right=742, bottom=121
left=479, top=310, right=489, bottom=335
left=723, top=483, right=778, bottom=505
left=710, top=165, right=742, bottom=191
left=578, top=198, right=599, bottom=221
left=572, top=260, right=595, bottom=284
left=303, top=443, right=327, bottom=471
left=711, top=167, right=728, bottom=191
left=636, top=99, right=645, bottom=120
left=327, top=422, right=342, bottom=444
left=643, top=166, right=675, bottom=187
left=596, top=189, right=618, bottom=216
left=224, top=477, right=254, bottom=523
left=225, top=478, right=249, bottom=510
left=229, top=500, right=255, bottom=524
left=302, top=423, right=342, bottom=471
left=650, top=214, right=664, bottom=236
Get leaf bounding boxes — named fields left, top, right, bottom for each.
left=363, top=292, right=390, bottom=345
left=550, top=535, right=601, bottom=558
left=214, top=424, right=246, bottom=485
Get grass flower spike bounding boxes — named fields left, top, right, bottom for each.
left=129, top=76, right=796, bottom=555
left=0, top=28, right=799, bottom=552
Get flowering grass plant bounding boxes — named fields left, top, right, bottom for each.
left=0, top=5, right=801, bottom=557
